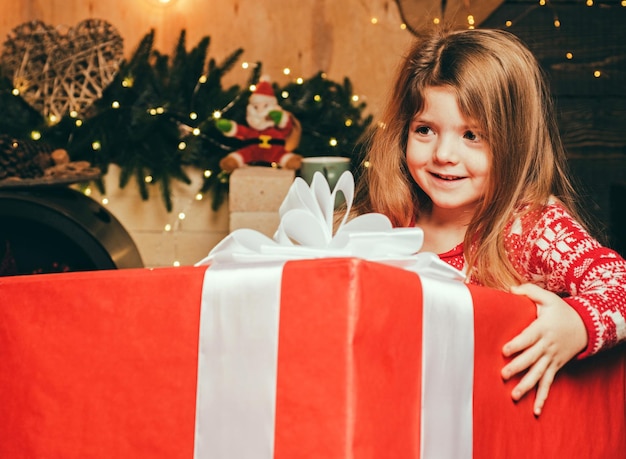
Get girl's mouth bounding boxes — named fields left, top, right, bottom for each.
left=431, top=172, right=464, bottom=181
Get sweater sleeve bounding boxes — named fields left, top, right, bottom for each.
left=518, top=204, right=626, bottom=358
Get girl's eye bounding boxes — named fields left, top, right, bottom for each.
left=414, top=125, right=432, bottom=135
left=463, top=130, right=479, bottom=141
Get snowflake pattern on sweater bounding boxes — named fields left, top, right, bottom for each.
left=438, top=202, right=626, bottom=358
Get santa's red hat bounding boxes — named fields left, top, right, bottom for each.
left=251, top=77, right=277, bottom=103
left=254, top=80, right=275, bottom=98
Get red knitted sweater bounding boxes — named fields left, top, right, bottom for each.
left=438, top=202, right=626, bottom=359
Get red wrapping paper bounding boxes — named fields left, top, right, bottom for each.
left=471, top=285, right=626, bottom=457
left=0, top=266, right=204, bottom=458
left=275, top=258, right=423, bottom=458
left=0, top=258, right=624, bottom=458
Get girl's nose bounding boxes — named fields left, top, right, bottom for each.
left=433, top=137, right=458, bottom=164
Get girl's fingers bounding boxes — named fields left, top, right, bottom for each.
left=533, top=365, right=557, bottom=416
left=503, top=283, right=550, bottom=358
left=511, top=354, right=550, bottom=401
left=502, top=338, right=544, bottom=380
left=509, top=283, right=552, bottom=304
left=504, top=283, right=584, bottom=415
left=502, top=320, right=541, bottom=357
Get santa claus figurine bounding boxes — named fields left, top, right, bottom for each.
left=216, top=77, right=303, bottom=172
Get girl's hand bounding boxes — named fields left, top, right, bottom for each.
left=501, top=283, right=588, bottom=416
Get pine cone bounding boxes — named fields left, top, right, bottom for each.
left=0, top=135, right=54, bottom=180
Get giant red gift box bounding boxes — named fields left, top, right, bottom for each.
left=0, top=258, right=624, bottom=458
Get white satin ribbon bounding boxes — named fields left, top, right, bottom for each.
left=194, top=171, right=473, bottom=459
left=421, top=276, right=474, bottom=459
left=194, top=262, right=282, bottom=459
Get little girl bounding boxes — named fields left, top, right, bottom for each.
left=351, top=28, right=626, bottom=416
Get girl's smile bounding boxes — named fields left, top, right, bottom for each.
left=406, top=85, right=491, bottom=224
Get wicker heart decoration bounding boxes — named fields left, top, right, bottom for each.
left=1, top=19, right=124, bottom=121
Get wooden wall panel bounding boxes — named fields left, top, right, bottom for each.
left=0, top=0, right=415, bottom=116
left=558, top=98, right=626, bottom=155
left=483, top=1, right=626, bottom=252
left=485, top=3, right=626, bottom=97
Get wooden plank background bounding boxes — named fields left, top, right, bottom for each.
left=483, top=0, right=626, bottom=254
left=0, top=0, right=417, bottom=116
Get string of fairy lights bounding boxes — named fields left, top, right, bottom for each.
left=43, top=0, right=623, bottom=266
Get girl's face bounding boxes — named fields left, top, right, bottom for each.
left=406, top=86, right=491, bottom=222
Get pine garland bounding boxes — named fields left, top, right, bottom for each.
left=0, top=29, right=372, bottom=211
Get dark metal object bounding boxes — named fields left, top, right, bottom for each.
left=0, top=186, right=143, bottom=274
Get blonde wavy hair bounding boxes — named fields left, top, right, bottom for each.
left=351, top=28, right=582, bottom=289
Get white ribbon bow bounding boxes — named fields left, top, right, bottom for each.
left=197, top=170, right=464, bottom=282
